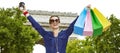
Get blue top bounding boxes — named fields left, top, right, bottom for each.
left=27, top=15, right=78, bottom=53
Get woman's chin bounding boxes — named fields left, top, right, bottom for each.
left=52, top=26, right=59, bottom=29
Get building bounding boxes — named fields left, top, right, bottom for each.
left=25, top=10, right=80, bottom=40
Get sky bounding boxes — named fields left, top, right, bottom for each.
left=0, top=0, right=120, bottom=19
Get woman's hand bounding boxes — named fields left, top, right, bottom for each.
left=19, top=2, right=26, bottom=12
left=86, top=4, right=91, bottom=9
left=18, top=2, right=29, bottom=17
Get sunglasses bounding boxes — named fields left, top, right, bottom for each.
left=49, top=19, right=60, bottom=24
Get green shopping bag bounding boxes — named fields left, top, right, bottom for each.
left=90, top=9, right=103, bottom=36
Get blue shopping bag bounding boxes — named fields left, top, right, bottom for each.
left=73, top=8, right=87, bottom=35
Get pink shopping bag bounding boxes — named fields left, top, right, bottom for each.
left=83, top=9, right=93, bottom=36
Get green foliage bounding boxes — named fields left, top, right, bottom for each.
left=92, top=14, right=120, bottom=53
left=0, top=8, right=40, bottom=53
left=66, top=39, right=94, bottom=53
left=67, top=14, right=120, bottom=53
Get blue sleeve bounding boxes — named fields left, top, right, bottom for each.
left=65, top=16, right=78, bottom=36
left=27, top=15, right=47, bottom=37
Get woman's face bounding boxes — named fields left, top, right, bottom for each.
left=49, top=17, right=60, bottom=29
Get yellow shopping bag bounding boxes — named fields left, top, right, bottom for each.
left=93, top=8, right=111, bottom=32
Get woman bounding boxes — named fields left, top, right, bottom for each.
left=20, top=2, right=90, bottom=53
left=23, top=10, right=77, bottom=53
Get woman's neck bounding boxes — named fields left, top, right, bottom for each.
left=52, top=28, right=59, bottom=37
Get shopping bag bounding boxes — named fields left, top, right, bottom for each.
left=93, top=8, right=111, bottom=32
left=74, top=8, right=87, bottom=35
left=83, top=10, right=93, bottom=36
left=90, top=9, right=103, bottom=36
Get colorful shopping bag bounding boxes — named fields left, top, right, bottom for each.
left=93, top=8, right=111, bottom=32
left=90, top=9, right=103, bottom=36
left=83, top=9, right=93, bottom=36
left=74, top=8, right=87, bottom=35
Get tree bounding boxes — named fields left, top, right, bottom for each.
left=66, top=39, right=94, bottom=53
left=91, top=14, right=120, bottom=53
left=66, top=14, right=120, bottom=53
left=0, top=8, right=40, bottom=53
